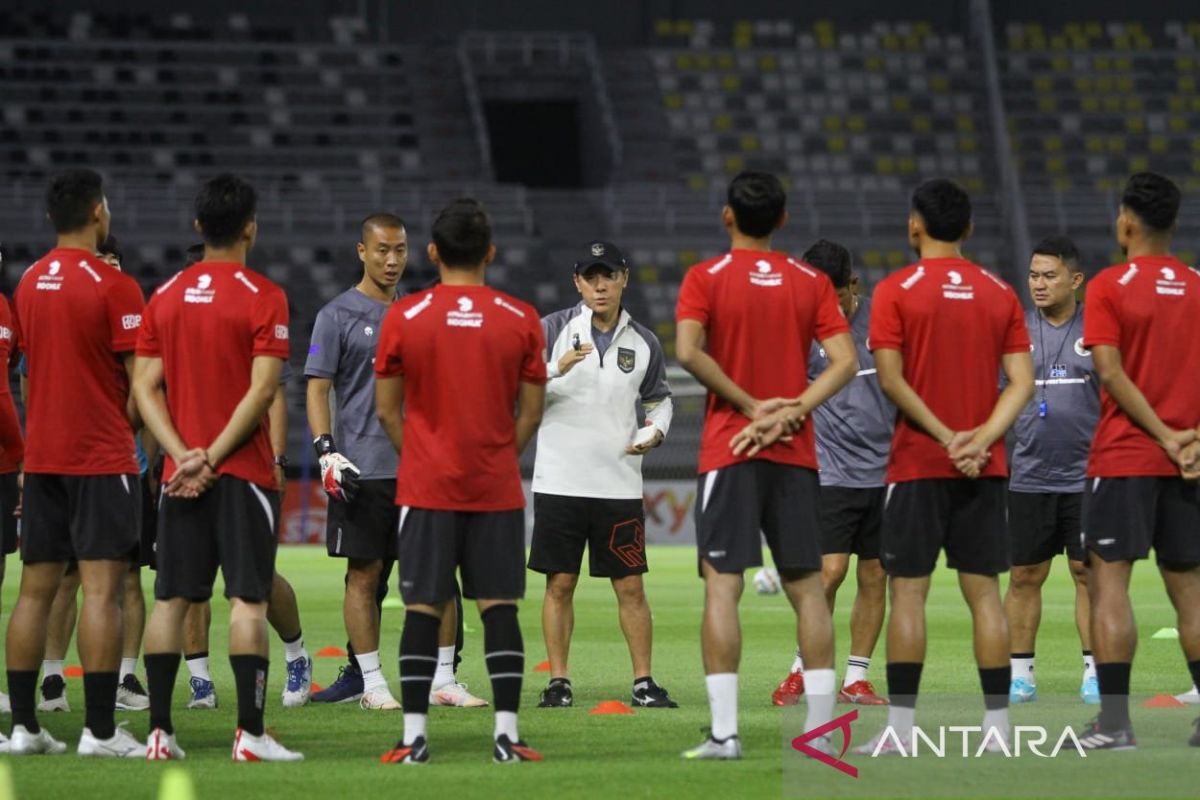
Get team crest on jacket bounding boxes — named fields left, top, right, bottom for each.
left=617, top=347, right=635, bottom=373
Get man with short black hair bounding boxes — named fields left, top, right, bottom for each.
left=1004, top=235, right=1099, bottom=707
left=772, top=239, right=892, bottom=708
left=531, top=240, right=676, bottom=710
left=1076, top=172, right=1200, bottom=749
left=376, top=199, right=546, bottom=764
left=8, top=168, right=146, bottom=756
left=136, top=174, right=301, bottom=761
left=853, top=178, right=1034, bottom=754
left=676, top=172, right=858, bottom=760
left=307, top=213, right=479, bottom=710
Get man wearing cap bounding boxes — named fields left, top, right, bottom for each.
left=529, top=241, right=678, bottom=709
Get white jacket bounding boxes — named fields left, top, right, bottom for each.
left=533, top=303, right=673, bottom=500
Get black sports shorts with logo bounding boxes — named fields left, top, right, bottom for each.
left=397, top=507, right=525, bottom=605
left=694, top=460, right=823, bottom=576
left=326, top=479, right=399, bottom=561
left=528, top=493, right=647, bottom=579
left=21, top=473, right=140, bottom=562
left=1083, top=476, right=1200, bottom=567
left=881, top=478, right=1009, bottom=577
left=156, top=475, right=279, bottom=602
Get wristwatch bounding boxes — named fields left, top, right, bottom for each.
left=274, top=455, right=289, bottom=467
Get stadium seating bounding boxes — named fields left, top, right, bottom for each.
left=8, top=9, right=1200, bottom=471
left=1000, top=20, right=1200, bottom=269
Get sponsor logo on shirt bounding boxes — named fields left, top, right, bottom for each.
left=0, top=326, right=11, bottom=341
left=364, top=326, right=374, bottom=337
left=900, top=266, right=926, bottom=290
left=121, top=314, right=142, bottom=330
left=275, top=325, right=289, bottom=340
left=447, top=296, right=484, bottom=328
left=749, top=259, right=782, bottom=287
left=37, top=260, right=65, bottom=291
left=185, top=274, right=216, bottom=304
left=1155, top=266, right=1186, bottom=296
left=1074, top=338, right=1090, bottom=357
left=942, top=270, right=974, bottom=300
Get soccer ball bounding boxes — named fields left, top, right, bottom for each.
left=752, top=567, right=781, bottom=595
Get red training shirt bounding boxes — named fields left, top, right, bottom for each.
left=137, top=261, right=289, bottom=490
left=15, top=246, right=143, bottom=475
left=869, top=257, right=1029, bottom=483
left=1084, top=255, right=1200, bottom=477
left=374, top=283, right=547, bottom=511
left=675, top=249, right=850, bottom=474
left=0, top=295, right=24, bottom=473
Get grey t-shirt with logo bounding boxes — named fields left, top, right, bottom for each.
left=304, top=287, right=398, bottom=480
left=1009, top=306, right=1099, bottom=494
left=808, top=295, right=894, bottom=488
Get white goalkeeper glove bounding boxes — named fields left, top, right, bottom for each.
left=314, top=434, right=360, bottom=502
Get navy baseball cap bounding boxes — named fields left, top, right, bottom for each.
left=574, top=241, right=628, bottom=274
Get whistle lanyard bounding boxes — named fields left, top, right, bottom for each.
left=1036, top=306, right=1079, bottom=418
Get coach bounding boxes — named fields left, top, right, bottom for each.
left=528, top=241, right=678, bottom=709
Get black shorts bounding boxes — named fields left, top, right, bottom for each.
left=0, top=471, right=18, bottom=555
left=1008, top=490, right=1085, bottom=566
left=694, top=461, right=823, bottom=576
left=132, top=473, right=158, bottom=569
left=396, top=507, right=525, bottom=605
left=820, top=486, right=884, bottom=559
left=1083, top=477, right=1200, bottom=567
left=326, top=479, right=398, bottom=561
left=882, top=478, right=1009, bottom=577
left=528, top=493, right=647, bottom=579
left=155, top=476, right=279, bottom=602
left=21, top=473, right=141, bottom=563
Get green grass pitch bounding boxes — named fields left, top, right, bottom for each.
left=0, top=546, right=1194, bottom=799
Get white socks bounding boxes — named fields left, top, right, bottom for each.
left=706, top=673, right=738, bottom=741
left=356, top=650, right=389, bottom=693
left=43, top=659, right=65, bottom=679
left=185, top=655, right=211, bottom=682
left=804, top=669, right=836, bottom=733
left=790, top=649, right=805, bottom=674
left=983, top=708, right=1010, bottom=738
left=885, top=705, right=915, bottom=739
left=402, top=713, right=427, bottom=745
left=844, top=656, right=870, bottom=687
left=494, top=710, right=518, bottom=741
left=1010, top=655, right=1035, bottom=683
left=119, top=657, right=137, bottom=681
left=1082, top=651, right=1096, bottom=680
left=283, top=634, right=307, bottom=663
left=432, top=646, right=456, bottom=690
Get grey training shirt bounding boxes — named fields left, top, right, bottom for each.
left=1008, top=305, right=1099, bottom=494
left=304, top=287, right=398, bottom=480
left=808, top=294, right=894, bottom=488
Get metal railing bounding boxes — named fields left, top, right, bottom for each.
left=456, top=37, right=495, bottom=181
